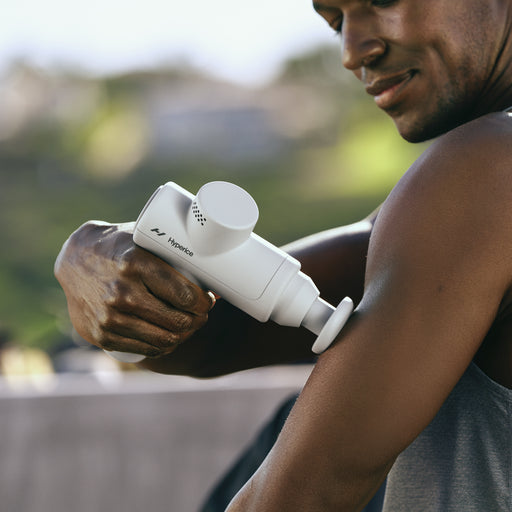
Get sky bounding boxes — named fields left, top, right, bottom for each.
left=1, top=0, right=338, bottom=84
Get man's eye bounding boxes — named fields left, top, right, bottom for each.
left=332, top=16, right=343, bottom=34
left=371, top=0, right=398, bottom=6
left=331, top=0, right=396, bottom=34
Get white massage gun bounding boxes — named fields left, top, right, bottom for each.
left=107, top=181, right=353, bottom=363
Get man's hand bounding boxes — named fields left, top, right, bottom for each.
left=54, top=220, right=215, bottom=358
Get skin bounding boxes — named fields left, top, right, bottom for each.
left=321, top=0, right=512, bottom=142
left=53, top=0, right=512, bottom=510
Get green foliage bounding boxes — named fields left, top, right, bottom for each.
left=0, top=50, right=428, bottom=352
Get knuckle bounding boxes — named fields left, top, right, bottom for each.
left=196, top=312, right=209, bottom=329
left=69, top=221, right=96, bottom=243
left=171, top=311, right=194, bottom=332
left=103, top=283, right=119, bottom=305
left=99, top=334, right=117, bottom=351
left=117, top=247, right=139, bottom=275
left=143, top=346, right=163, bottom=358
left=174, top=281, right=198, bottom=309
left=189, top=311, right=209, bottom=332
left=163, top=332, right=187, bottom=352
left=104, top=280, right=132, bottom=309
left=75, top=221, right=112, bottom=248
left=97, top=308, right=122, bottom=334
left=117, top=290, right=137, bottom=310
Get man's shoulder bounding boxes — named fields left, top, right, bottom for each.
left=432, top=112, right=512, bottom=167
left=379, top=112, right=512, bottom=258
left=398, top=112, right=512, bottom=206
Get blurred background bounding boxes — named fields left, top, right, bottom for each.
left=0, top=0, right=428, bottom=366
left=0, top=1, right=429, bottom=509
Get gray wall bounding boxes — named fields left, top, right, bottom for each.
left=0, top=366, right=310, bottom=512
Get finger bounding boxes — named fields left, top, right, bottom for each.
left=100, top=332, right=170, bottom=358
left=134, top=249, right=215, bottom=315
left=107, top=280, right=209, bottom=333
left=99, top=307, right=197, bottom=350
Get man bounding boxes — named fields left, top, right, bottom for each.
left=54, top=0, right=512, bottom=510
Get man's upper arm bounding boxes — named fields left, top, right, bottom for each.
left=230, top=115, right=512, bottom=511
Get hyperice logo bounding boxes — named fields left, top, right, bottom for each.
left=151, top=228, right=194, bottom=257
left=167, top=237, right=194, bottom=257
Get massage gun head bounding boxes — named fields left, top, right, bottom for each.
left=186, top=181, right=259, bottom=254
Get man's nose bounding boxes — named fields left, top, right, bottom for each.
left=341, top=16, right=386, bottom=70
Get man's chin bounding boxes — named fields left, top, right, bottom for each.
left=392, top=101, right=476, bottom=143
left=393, top=115, right=456, bottom=143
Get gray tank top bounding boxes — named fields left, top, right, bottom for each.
left=383, top=363, right=512, bottom=511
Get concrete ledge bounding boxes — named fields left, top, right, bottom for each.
left=0, top=365, right=312, bottom=511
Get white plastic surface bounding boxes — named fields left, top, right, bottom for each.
left=187, top=182, right=259, bottom=254
left=106, top=351, right=146, bottom=363
left=311, top=297, right=354, bottom=354
left=132, top=182, right=298, bottom=315
left=302, top=297, right=335, bottom=336
left=271, top=271, right=322, bottom=329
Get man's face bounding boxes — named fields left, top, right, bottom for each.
left=313, top=0, right=506, bottom=142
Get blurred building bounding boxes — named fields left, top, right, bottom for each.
left=0, top=50, right=348, bottom=171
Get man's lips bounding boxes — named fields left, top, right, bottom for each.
left=365, top=71, right=415, bottom=108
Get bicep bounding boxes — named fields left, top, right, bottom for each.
left=241, top=130, right=512, bottom=509
left=283, top=212, right=377, bottom=305
left=301, top=153, right=511, bottom=470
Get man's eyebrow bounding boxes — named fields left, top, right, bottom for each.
left=312, top=2, right=339, bottom=13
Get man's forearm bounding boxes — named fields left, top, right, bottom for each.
left=140, top=217, right=374, bottom=377
left=138, top=299, right=315, bottom=377
left=225, top=427, right=391, bottom=512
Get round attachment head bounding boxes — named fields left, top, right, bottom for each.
left=311, top=297, right=353, bottom=354
left=186, top=181, right=259, bottom=254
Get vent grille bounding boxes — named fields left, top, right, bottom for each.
left=192, top=202, right=207, bottom=226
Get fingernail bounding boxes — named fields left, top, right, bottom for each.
left=207, top=291, right=217, bottom=309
